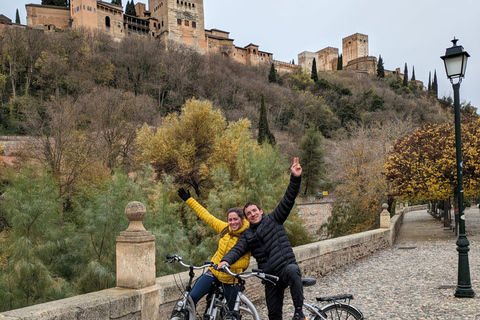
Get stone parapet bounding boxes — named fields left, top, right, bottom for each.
left=0, top=205, right=415, bottom=319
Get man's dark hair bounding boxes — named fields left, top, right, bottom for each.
left=243, top=202, right=261, bottom=214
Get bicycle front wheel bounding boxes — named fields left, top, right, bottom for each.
left=237, top=293, right=261, bottom=320
left=314, top=303, right=363, bottom=320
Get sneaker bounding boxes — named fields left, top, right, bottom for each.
left=292, top=316, right=308, bottom=320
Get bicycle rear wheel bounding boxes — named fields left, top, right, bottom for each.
left=314, top=303, right=363, bottom=320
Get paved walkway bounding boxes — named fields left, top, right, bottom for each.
left=259, top=208, right=480, bottom=319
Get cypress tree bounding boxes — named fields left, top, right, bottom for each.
left=257, top=95, right=275, bottom=146
left=376, top=55, right=385, bottom=78
left=337, top=54, right=343, bottom=70
left=402, top=63, right=408, bottom=87
left=299, top=126, right=325, bottom=195
left=41, top=0, right=68, bottom=6
left=428, top=71, right=432, bottom=91
left=411, top=66, right=416, bottom=81
left=15, top=9, right=20, bottom=24
left=112, top=0, right=122, bottom=6
left=126, top=0, right=136, bottom=15
left=268, top=63, right=278, bottom=83
left=311, top=58, right=318, bottom=82
left=433, top=70, right=438, bottom=98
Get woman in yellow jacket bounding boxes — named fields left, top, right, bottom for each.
left=177, top=188, right=251, bottom=311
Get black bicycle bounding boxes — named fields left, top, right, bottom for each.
left=219, top=265, right=364, bottom=320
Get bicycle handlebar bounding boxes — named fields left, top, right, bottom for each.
left=165, top=254, right=214, bottom=270
left=217, top=264, right=279, bottom=283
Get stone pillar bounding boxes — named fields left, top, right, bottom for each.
left=116, top=201, right=156, bottom=288
left=380, top=203, right=390, bottom=228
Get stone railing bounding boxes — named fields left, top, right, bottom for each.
left=0, top=202, right=418, bottom=319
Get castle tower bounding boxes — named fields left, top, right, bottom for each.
left=70, top=0, right=98, bottom=29
left=149, top=0, right=206, bottom=52
left=342, top=33, right=368, bottom=68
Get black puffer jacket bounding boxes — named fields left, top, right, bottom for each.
left=221, top=174, right=301, bottom=275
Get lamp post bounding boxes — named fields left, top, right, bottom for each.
left=441, top=38, right=475, bottom=298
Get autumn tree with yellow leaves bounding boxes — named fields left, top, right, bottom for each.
left=384, top=119, right=480, bottom=201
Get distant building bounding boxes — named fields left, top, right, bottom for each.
left=2, top=3, right=391, bottom=77
left=23, top=0, right=273, bottom=67
left=298, top=33, right=377, bottom=76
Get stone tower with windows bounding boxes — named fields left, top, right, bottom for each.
left=342, top=33, right=368, bottom=68
left=70, top=0, right=98, bottom=29
left=149, top=0, right=206, bottom=52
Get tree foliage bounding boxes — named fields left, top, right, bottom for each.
left=337, top=54, right=342, bottom=70
left=135, top=99, right=227, bottom=196
left=0, top=165, right=72, bottom=310
left=268, top=63, right=278, bottom=83
left=125, top=0, right=136, bottom=15
left=15, top=9, right=20, bottom=24
left=376, top=55, right=385, bottom=78
left=299, top=126, right=325, bottom=195
left=324, top=120, right=416, bottom=237
left=310, top=58, right=318, bottom=82
left=402, top=63, right=408, bottom=87
left=257, top=95, right=276, bottom=146
left=384, top=120, right=480, bottom=200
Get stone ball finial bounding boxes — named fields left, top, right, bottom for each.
left=125, top=201, right=147, bottom=232
left=382, top=203, right=389, bottom=210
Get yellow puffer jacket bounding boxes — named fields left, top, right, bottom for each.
left=185, top=197, right=251, bottom=284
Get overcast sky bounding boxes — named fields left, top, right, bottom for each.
left=4, top=0, right=480, bottom=109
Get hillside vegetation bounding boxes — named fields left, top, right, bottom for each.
left=0, top=27, right=462, bottom=310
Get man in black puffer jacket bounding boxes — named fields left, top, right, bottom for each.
left=218, top=157, right=306, bottom=320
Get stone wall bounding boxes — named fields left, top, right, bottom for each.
left=26, top=4, right=71, bottom=30
left=296, top=196, right=333, bottom=240
left=0, top=204, right=417, bottom=320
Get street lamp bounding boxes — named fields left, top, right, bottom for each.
left=441, top=38, right=475, bottom=298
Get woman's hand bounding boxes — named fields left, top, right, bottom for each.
left=177, top=188, right=191, bottom=202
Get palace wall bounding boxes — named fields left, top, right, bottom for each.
left=26, top=4, right=71, bottom=30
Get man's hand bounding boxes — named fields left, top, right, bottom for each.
left=217, top=261, right=230, bottom=270
left=291, top=157, right=302, bottom=177
left=177, top=188, right=191, bottom=202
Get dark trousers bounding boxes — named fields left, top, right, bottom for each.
left=189, top=271, right=239, bottom=311
left=265, top=263, right=304, bottom=320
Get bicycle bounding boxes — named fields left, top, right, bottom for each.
left=166, top=254, right=363, bottom=320
left=219, top=265, right=364, bottom=320
left=165, top=254, right=275, bottom=320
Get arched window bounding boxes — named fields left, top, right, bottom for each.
left=105, top=16, right=111, bottom=27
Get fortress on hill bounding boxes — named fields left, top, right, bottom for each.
left=5, top=0, right=377, bottom=75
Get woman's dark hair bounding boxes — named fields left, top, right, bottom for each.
left=227, top=207, right=244, bottom=219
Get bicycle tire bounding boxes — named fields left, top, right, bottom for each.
left=315, top=303, right=363, bottom=320
left=237, top=293, right=260, bottom=320
left=171, top=294, right=196, bottom=320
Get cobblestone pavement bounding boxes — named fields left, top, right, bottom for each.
left=254, top=208, right=480, bottom=319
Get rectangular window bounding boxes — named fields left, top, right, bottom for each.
left=177, top=19, right=181, bottom=25
left=184, top=20, right=189, bottom=26
left=192, top=21, right=196, bottom=28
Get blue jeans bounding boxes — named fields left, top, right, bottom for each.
left=189, top=271, right=239, bottom=311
